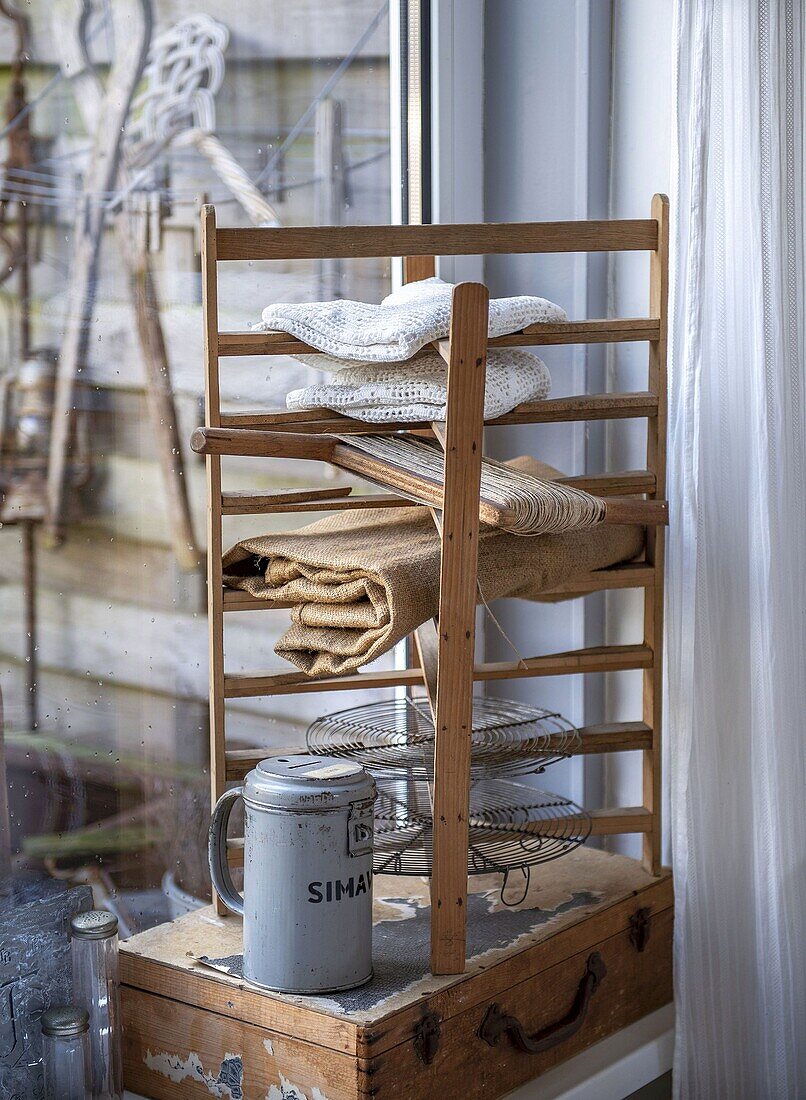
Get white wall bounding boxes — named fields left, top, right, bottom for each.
left=476, top=0, right=673, bottom=834
left=482, top=1, right=613, bottom=807
left=605, top=0, right=673, bottom=854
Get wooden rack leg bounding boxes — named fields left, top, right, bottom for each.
left=201, top=205, right=228, bottom=915
left=642, top=194, right=669, bottom=875
left=430, top=282, right=489, bottom=974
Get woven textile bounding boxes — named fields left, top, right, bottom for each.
left=254, top=277, right=567, bottom=362
left=285, top=349, right=551, bottom=423
left=341, top=436, right=606, bottom=535
left=222, top=459, right=643, bottom=677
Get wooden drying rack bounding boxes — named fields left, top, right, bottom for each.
left=194, top=196, right=669, bottom=976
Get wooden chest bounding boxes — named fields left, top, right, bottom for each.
left=120, top=847, right=672, bottom=1099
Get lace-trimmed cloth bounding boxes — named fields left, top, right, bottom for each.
left=254, top=277, right=567, bottom=363
left=286, top=348, right=551, bottom=423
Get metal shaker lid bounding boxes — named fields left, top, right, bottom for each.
left=243, top=754, right=375, bottom=811
left=71, top=910, right=119, bottom=940
left=41, top=1006, right=89, bottom=1038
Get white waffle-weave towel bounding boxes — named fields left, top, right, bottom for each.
left=286, top=348, right=551, bottom=423
left=254, top=277, right=567, bottom=363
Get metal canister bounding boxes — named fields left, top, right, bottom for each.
left=208, top=754, right=375, bottom=994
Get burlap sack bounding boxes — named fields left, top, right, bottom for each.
left=223, top=460, right=644, bottom=677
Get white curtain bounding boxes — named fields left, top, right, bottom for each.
left=668, top=2, right=806, bottom=1096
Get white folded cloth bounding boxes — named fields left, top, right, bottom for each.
left=286, top=348, right=551, bottom=423
left=255, top=276, right=567, bottom=363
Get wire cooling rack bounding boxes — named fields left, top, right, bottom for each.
left=306, top=695, right=581, bottom=778
left=372, top=774, right=591, bottom=882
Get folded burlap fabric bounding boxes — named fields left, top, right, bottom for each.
left=222, top=460, right=644, bottom=678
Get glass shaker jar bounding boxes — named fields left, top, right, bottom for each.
left=41, top=1006, right=91, bottom=1100
left=71, top=910, right=122, bottom=1099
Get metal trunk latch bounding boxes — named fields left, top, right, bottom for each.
left=348, top=798, right=374, bottom=857
left=413, top=1010, right=441, bottom=1065
left=629, top=907, right=652, bottom=953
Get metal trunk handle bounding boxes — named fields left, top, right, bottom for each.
left=208, top=786, right=245, bottom=916
left=478, top=952, right=607, bottom=1055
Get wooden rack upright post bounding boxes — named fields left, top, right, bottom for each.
left=196, top=198, right=669, bottom=976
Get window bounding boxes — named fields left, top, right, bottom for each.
left=0, top=1, right=402, bottom=928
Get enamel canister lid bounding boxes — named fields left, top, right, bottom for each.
left=243, top=753, right=376, bottom=812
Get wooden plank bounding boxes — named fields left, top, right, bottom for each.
left=45, top=0, right=152, bottom=546
left=122, top=985, right=358, bottom=1100
left=573, top=721, right=653, bottom=754
left=540, top=562, right=655, bottom=596
left=364, top=910, right=673, bottom=1098
left=643, top=194, right=669, bottom=875
left=587, top=806, right=653, bottom=834
left=225, top=746, right=301, bottom=781
left=218, top=392, right=659, bottom=433
left=194, top=431, right=667, bottom=529
left=403, top=255, right=437, bottom=282
left=223, top=667, right=422, bottom=698
left=426, top=283, right=489, bottom=975
left=222, top=562, right=653, bottom=612
left=472, top=643, right=654, bottom=682
left=555, top=470, right=655, bottom=496
left=223, top=722, right=653, bottom=781
left=221, top=486, right=353, bottom=514
left=218, top=471, right=654, bottom=517
left=201, top=204, right=227, bottom=917
left=413, top=619, right=440, bottom=718
left=222, top=644, right=654, bottom=698
left=224, top=805, right=654, bottom=867
left=214, top=219, right=658, bottom=261
left=216, top=318, right=660, bottom=357
left=119, top=954, right=357, bottom=1056
left=361, top=868, right=673, bottom=1057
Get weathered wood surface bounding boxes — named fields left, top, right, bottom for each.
left=121, top=845, right=670, bottom=1029
left=429, top=283, right=489, bottom=974
left=45, top=0, right=152, bottom=545
left=120, top=847, right=673, bottom=1096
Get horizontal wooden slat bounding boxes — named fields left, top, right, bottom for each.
left=221, top=486, right=351, bottom=514
left=541, top=562, right=655, bottom=595
left=572, top=721, right=653, bottom=754
left=218, top=318, right=661, bottom=357
left=223, top=721, right=653, bottom=781
left=225, top=805, right=654, bottom=863
left=222, top=590, right=294, bottom=612
left=219, top=393, right=658, bottom=432
left=219, top=470, right=654, bottom=519
left=585, top=806, right=653, bottom=835
left=473, top=643, right=654, bottom=682
left=222, top=490, right=406, bottom=515
left=221, top=562, right=654, bottom=612
left=222, top=644, right=653, bottom=698
left=215, top=220, right=658, bottom=261
left=556, top=469, right=656, bottom=495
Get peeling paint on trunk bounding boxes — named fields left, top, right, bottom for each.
left=145, top=1049, right=244, bottom=1098
left=266, top=1074, right=330, bottom=1100
left=264, top=1038, right=274, bottom=1055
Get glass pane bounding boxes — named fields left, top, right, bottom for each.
left=0, top=1, right=392, bottom=929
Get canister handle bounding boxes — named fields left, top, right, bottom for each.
left=208, top=787, right=245, bottom=916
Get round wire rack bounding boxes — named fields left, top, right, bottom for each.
left=306, top=696, right=581, bottom=778
left=372, top=776, right=591, bottom=886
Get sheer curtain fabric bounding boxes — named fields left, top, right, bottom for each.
left=668, top=2, right=806, bottom=1096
